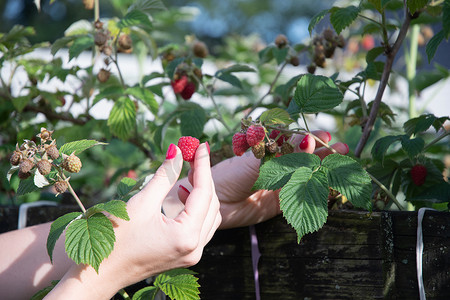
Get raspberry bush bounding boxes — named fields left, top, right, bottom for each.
left=1, top=0, right=450, bottom=298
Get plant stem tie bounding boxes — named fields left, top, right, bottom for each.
left=249, top=225, right=261, bottom=300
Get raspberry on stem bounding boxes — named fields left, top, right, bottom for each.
left=232, top=132, right=250, bottom=156
left=177, top=136, right=200, bottom=162
left=246, top=125, right=265, bottom=147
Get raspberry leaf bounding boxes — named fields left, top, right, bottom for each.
left=178, top=102, right=207, bottom=138
left=132, top=286, right=158, bottom=300
left=86, top=200, right=130, bottom=221
left=68, top=35, right=93, bottom=62
left=126, top=86, right=158, bottom=115
left=16, top=176, right=39, bottom=196
left=321, top=154, right=372, bottom=211
left=117, top=177, right=138, bottom=199
left=60, top=139, right=108, bottom=156
left=371, top=135, right=403, bottom=163
left=259, top=107, right=294, bottom=126
left=400, top=136, right=425, bottom=159
left=253, top=152, right=321, bottom=191
left=308, top=9, right=329, bottom=36
left=65, top=213, right=115, bottom=273
left=118, top=10, right=153, bottom=30
left=293, top=74, right=343, bottom=114
left=329, top=5, right=360, bottom=35
left=108, top=96, right=137, bottom=140
left=47, top=212, right=83, bottom=263
left=154, top=268, right=200, bottom=300
left=279, top=167, right=329, bottom=243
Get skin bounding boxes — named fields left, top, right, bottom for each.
left=0, top=131, right=347, bottom=299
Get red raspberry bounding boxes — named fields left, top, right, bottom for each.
left=410, top=164, right=427, bottom=186
left=180, top=81, right=196, bottom=100
left=232, top=132, right=250, bottom=156
left=171, top=75, right=188, bottom=94
left=177, top=136, right=200, bottom=162
left=246, top=125, right=265, bottom=147
left=269, top=130, right=288, bottom=146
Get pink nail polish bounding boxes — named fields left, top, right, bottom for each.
left=179, top=184, right=190, bottom=194
left=205, top=141, right=210, bottom=154
left=326, top=132, right=331, bottom=142
left=344, top=143, right=350, bottom=154
left=299, top=135, right=309, bottom=150
left=166, top=143, right=177, bottom=160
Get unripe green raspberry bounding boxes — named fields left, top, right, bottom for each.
left=62, top=153, right=82, bottom=173
left=280, top=142, right=294, bottom=155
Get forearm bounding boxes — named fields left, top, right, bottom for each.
left=0, top=222, right=74, bottom=300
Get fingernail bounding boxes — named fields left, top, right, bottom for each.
left=299, top=135, right=309, bottom=150
left=326, top=132, right=331, bottom=142
left=344, top=143, right=350, bottom=154
left=205, top=141, right=210, bottom=155
left=179, top=184, right=190, bottom=194
left=166, top=143, right=177, bottom=160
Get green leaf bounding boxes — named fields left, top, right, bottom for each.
left=401, top=136, right=425, bottom=159
left=444, top=0, right=450, bottom=38
left=329, top=6, right=360, bottom=35
left=426, top=30, right=445, bottom=63
left=293, top=74, right=343, bottom=114
left=117, top=177, right=138, bottom=198
left=308, top=9, right=329, bottom=36
left=60, top=139, right=107, bottom=155
left=403, top=114, right=436, bottom=136
left=408, top=181, right=450, bottom=202
left=414, top=68, right=449, bottom=92
left=12, top=95, right=31, bottom=112
left=407, top=0, right=429, bottom=14
left=118, top=10, right=153, bottom=29
left=154, top=268, right=200, bottom=300
left=321, top=154, right=372, bottom=210
left=65, top=213, right=115, bottom=273
left=16, top=176, right=39, bottom=195
left=86, top=200, right=130, bottom=221
left=178, top=102, right=207, bottom=138
left=30, top=280, right=59, bottom=300
left=368, top=0, right=383, bottom=12
left=273, top=47, right=289, bottom=64
left=126, top=86, right=158, bottom=115
left=215, top=72, right=242, bottom=89
left=132, top=286, right=158, bottom=300
left=107, top=97, right=137, bottom=140
left=371, top=135, right=403, bottom=162
left=128, top=0, right=166, bottom=14
left=68, top=35, right=93, bottom=62
left=93, top=85, right=125, bottom=105
left=217, top=64, right=256, bottom=73
left=279, top=167, right=329, bottom=243
left=253, top=152, right=321, bottom=191
left=366, top=46, right=385, bottom=63
left=259, top=108, right=293, bottom=126
left=47, top=212, right=83, bottom=263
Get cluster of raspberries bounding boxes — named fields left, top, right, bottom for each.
left=170, top=63, right=202, bottom=100
left=232, top=121, right=294, bottom=159
left=9, top=127, right=82, bottom=195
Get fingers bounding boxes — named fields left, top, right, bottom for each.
left=182, top=143, right=215, bottom=224
left=177, top=184, right=190, bottom=205
left=138, top=144, right=183, bottom=210
left=291, top=130, right=331, bottom=153
left=313, top=142, right=349, bottom=160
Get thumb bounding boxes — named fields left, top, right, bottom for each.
left=138, top=144, right=183, bottom=210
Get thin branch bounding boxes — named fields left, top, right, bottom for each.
left=354, top=9, right=412, bottom=157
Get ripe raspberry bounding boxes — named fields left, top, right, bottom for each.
left=37, top=159, right=52, bottom=175
left=232, top=132, right=250, bottom=156
left=171, top=75, right=188, bottom=94
left=269, top=130, right=288, bottom=146
left=45, top=144, right=59, bottom=160
left=10, top=151, right=22, bottom=166
left=62, top=153, right=82, bottom=173
left=177, top=136, right=200, bottom=162
left=410, top=164, right=427, bottom=186
left=180, top=81, right=196, bottom=100
left=251, top=141, right=266, bottom=159
left=54, top=180, right=68, bottom=195
left=19, top=159, right=34, bottom=174
left=246, top=125, right=265, bottom=147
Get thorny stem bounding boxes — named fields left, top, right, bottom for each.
left=192, top=73, right=233, bottom=134
left=61, top=173, right=87, bottom=214
left=369, top=173, right=404, bottom=211
left=355, top=6, right=413, bottom=157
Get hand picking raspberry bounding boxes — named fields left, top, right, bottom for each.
left=177, top=136, right=200, bottom=162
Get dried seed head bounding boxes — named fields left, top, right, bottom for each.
left=37, top=159, right=52, bottom=175
left=118, top=34, right=133, bottom=50
left=192, top=41, right=209, bottom=58
left=275, top=34, right=288, bottom=48
left=54, top=180, right=69, bottom=195
left=251, top=141, right=266, bottom=159
left=18, top=170, right=31, bottom=180
left=266, top=139, right=279, bottom=154
left=45, top=143, right=60, bottom=160
left=19, top=159, right=35, bottom=174
left=97, top=68, right=111, bottom=83
left=10, top=151, right=23, bottom=166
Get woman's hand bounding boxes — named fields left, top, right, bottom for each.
left=164, top=131, right=348, bottom=229
left=46, top=143, right=221, bottom=300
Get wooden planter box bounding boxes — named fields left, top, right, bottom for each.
left=1, top=207, right=449, bottom=299
left=192, top=210, right=450, bottom=300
